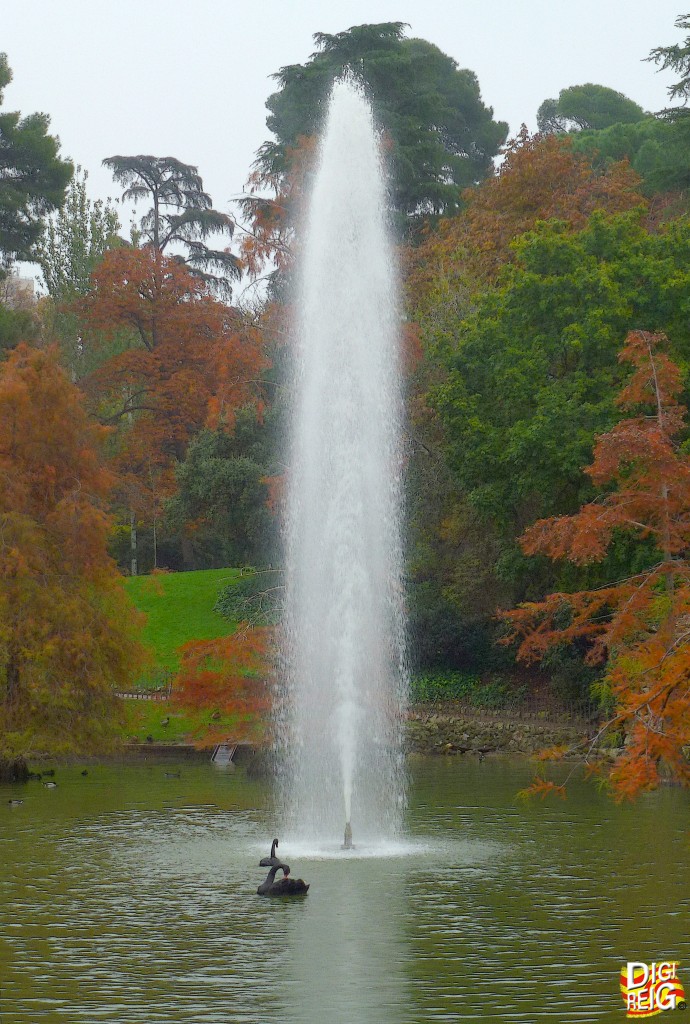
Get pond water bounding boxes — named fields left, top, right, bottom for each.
left=1, top=756, right=688, bottom=1023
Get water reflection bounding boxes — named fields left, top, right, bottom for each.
left=277, top=856, right=409, bottom=1024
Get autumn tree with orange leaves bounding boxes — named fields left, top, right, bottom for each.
left=408, top=128, right=644, bottom=306
left=173, top=626, right=272, bottom=745
left=237, top=135, right=316, bottom=289
left=79, top=247, right=267, bottom=564
left=0, top=345, right=147, bottom=776
left=503, top=331, right=690, bottom=798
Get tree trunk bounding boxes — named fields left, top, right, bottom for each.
left=181, top=533, right=194, bottom=570
left=6, top=643, right=21, bottom=709
left=130, top=510, right=138, bottom=577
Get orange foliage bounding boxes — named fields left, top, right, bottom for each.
left=173, top=624, right=273, bottom=744
left=0, top=345, right=147, bottom=755
left=261, top=474, right=285, bottom=515
left=502, top=331, right=690, bottom=797
left=517, top=778, right=567, bottom=801
left=408, top=128, right=645, bottom=303
left=239, top=135, right=317, bottom=279
left=79, top=247, right=268, bottom=513
left=401, top=320, right=423, bottom=375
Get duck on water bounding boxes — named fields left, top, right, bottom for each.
left=257, top=839, right=309, bottom=896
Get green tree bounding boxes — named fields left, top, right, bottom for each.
left=568, top=118, right=675, bottom=195
left=643, top=14, right=690, bottom=192
left=425, top=210, right=690, bottom=655
left=36, top=167, right=123, bottom=378
left=256, top=23, right=507, bottom=228
left=537, top=84, right=646, bottom=133
left=562, top=19, right=690, bottom=197
left=103, top=154, right=240, bottom=296
left=0, top=274, right=38, bottom=355
left=37, top=166, right=120, bottom=300
left=433, top=213, right=690, bottom=532
left=648, top=13, right=690, bottom=105
left=0, top=304, right=37, bottom=356
left=166, top=406, right=278, bottom=570
left=0, top=54, right=72, bottom=271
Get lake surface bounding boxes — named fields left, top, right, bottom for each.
left=1, top=756, right=688, bottom=1023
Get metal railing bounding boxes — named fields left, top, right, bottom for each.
left=116, top=669, right=173, bottom=702
left=409, top=695, right=601, bottom=727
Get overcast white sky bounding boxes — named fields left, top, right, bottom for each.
left=3, top=1, right=687, bottom=243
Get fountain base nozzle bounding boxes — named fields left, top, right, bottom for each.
left=342, top=821, right=354, bottom=850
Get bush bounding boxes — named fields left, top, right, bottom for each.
left=409, top=671, right=526, bottom=708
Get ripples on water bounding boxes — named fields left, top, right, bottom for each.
left=1, top=757, right=688, bottom=1023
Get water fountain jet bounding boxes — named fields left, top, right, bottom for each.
left=342, top=821, right=354, bottom=850
left=281, top=75, right=407, bottom=850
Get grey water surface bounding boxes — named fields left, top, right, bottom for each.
left=1, top=757, right=688, bottom=1024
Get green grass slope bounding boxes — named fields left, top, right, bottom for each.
left=121, top=568, right=246, bottom=745
left=124, top=567, right=241, bottom=671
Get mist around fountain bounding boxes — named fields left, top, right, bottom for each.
left=279, top=75, right=407, bottom=851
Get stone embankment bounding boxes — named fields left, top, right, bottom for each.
left=406, top=707, right=593, bottom=756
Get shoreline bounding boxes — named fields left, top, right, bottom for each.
left=2, top=707, right=597, bottom=777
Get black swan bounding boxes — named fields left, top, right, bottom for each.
left=259, top=838, right=281, bottom=869
left=257, top=839, right=309, bottom=896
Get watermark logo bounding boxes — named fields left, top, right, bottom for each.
left=620, top=962, right=686, bottom=1017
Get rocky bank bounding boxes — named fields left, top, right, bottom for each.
left=406, top=708, right=592, bottom=756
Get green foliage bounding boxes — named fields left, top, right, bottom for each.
left=537, top=84, right=646, bottom=133
left=415, top=210, right=690, bottom=647
left=214, top=569, right=282, bottom=626
left=124, top=568, right=241, bottom=670
left=432, top=212, right=690, bottom=541
left=36, top=167, right=120, bottom=300
left=408, top=580, right=481, bottom=669
left=0, top=54, right=72, bottom=269
left=568, top=118, right=673, bottom=192
left=647, top=13, right=690, bottom=106
left=539, top=643, right=601, bottom=703
left=410, top=670, right=525, bottom=707
left=0, top=302, right=36, bottom=354
left=166, top=407, right=278, bottom=569
left=566, top=14, right=690, bottom=196
left=406, top=460, right=512, bottom=672
left=258, top=22, right=507, bottom=227
left=35, top=167, right=123, bottom=378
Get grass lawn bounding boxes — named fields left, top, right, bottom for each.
left=120, top=569, right=266, bottom=745
left=121, top=568, right=263, bottom=745
left=124, top=567, right=241, bottom=672
left=122, top=699, right=251, bottom=745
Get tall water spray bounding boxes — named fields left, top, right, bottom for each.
left=282, top=77, right=407, bottom=847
